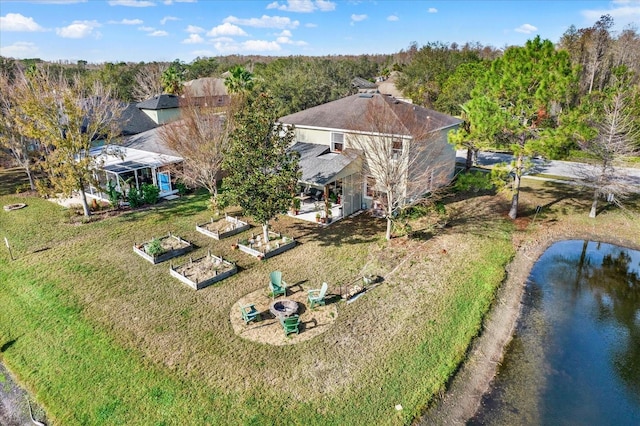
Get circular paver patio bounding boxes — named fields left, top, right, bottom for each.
left=230, top=282, right=338, bottom=346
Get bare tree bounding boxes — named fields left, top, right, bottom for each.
left=349, top=96, right=451, bottom=240
left=14, top=69, right=125, bottom=217
left=576, top=69, right=639, bottom=218
left=0, top=69, right=38, bottom=190
left=158, top=84, right=234, bottom=211
left=132, top=62, right=167, bottom=101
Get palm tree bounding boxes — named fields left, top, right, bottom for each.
left=224, top=66, right=254, bottom=95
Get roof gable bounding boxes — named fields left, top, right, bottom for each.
left=136, top=94, right=179, bottom=110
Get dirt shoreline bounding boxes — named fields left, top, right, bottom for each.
left=418, top=225, right=640, bottom=425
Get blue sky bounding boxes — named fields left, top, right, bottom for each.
left=1, top=0, right=639, bottom=63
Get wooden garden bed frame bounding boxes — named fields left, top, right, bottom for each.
left=133, top=233, right=193, bottom=264
left=195, top=214, right=250, bottom=240
left=236, top=231, right=296, bottom=260
left=169, top=251, right=237, bottom=290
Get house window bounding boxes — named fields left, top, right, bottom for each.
left=365, top=175, right=376, bottom=198
left=392, top=138, right=403, bottom=159
left=331, top=132, right=344, bottom=152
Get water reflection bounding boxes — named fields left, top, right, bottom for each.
left=470, top=240, right=640, bottom=425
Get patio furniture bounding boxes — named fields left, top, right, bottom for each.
left=308, top=282, right=329, bottom=308
left=269, top=270, right=287, bottom=298
left=240, top=304, right=261, bottom=324
left=279, top=314, right=300, bottom=336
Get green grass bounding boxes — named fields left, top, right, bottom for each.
left=0, top=168, right=542, bottom=425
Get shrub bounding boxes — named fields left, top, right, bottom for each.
left=145, top=238, right=165, bottom=257
left=175, top=181, right=188, bottom=196
left=105, top=181, right=121, bottom=207
left=141, top=184, right=160, bottom=205
left=127, top=188, right=144, bottom=208
left=454, top=171, right=494, bottom=193
left=15, top=183, right=32, bottom=194
left=34, top=179, right=53, bottom=198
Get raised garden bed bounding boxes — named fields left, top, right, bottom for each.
left=133, top=233, right=193, bottom=264
left=196, top=214, right=250, bottom=240
left=170, top=251, right=237, bottom=290
left=236, top=231, right=296, bottom=260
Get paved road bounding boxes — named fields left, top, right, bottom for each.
left=455, top=150, right=640, bottom=187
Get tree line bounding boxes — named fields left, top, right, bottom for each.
left=1, top=14, right=638, bottom=225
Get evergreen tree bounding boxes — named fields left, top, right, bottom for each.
left=222, top=93, right=300, bottom=242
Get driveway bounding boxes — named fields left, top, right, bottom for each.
left=455, top=149, right=640, bottom=187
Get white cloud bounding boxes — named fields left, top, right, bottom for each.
left=0, top=13, right=46, bottom=32
left=207, top=22, right=248, bottom=37
left=210, top=36, right=234, bottom=43
left=138, top=26, right=155, bottom=31
left=266, top=0, right=335, bottom=12
left=305, top=22, right=317, bottom=28
left=108, top=0, right=156, bottom=7
left=223, top=15, right=299, bottom=29
left=108, top=18, right=143, bottom=24
left=276, top=35, right=307, bottom=45
left=244, top=40, right=281, bottom=51
left=582, top=1, right=640, bottom=26
left=315, top=0, right=336, bottom=11
left=56, top=20, right=101, bottom=38
left=160, top=16, right=179, bottom=25
left=214, top=39, right=282, bottom=53
left=0, top=41, right=39, bottom=58
left=149, top=30, right=168, bottom=36
left=350, top=14, right=367, bottom=25
left=186, top=25, right=204, bottom=33
left=515, top=23, right=538, bottom=34
left=428, top=7, right=437, bottom=13
left=182, top=33, right=203, bottom=44
left=278, top=30, right=292, bottom=37
left=164, top=0, right=197, bottom=4
left=387, top=15, right=399, bottom=21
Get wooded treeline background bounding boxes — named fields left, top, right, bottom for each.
left=1, top=15, right=637, bottom=117
left=1, top=14, right=639, bottom=156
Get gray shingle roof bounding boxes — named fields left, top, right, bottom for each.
left=279, top=93, right=461, bottom=136
left=136, top=94, right=179, bottom=110
left=290, top=142, right=358, bottom=186
left=119, top=103, right=158, bottom=136
left=120, top=127, right=181, bottom=157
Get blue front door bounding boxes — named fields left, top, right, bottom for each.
left=158, top=172, right=171, bottom=193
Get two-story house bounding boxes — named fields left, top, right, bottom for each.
left=279, top=92, right=462, bottom=218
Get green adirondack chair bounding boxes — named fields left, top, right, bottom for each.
left=240, top=304, right=260, bottom=324
left=308, top=282, right=328, bottom=308
left=269, top=270, right=287, bottom=299
left=279, top=314, right=300, bottom=336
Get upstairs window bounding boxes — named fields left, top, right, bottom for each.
left=365, top=175, right=376, bottom=198
left=331, top=132, right=344, bottom=152
left=392, top=138, right=403, bottom=160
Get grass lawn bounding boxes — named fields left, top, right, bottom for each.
left=1, top=167, right=638, bottom=425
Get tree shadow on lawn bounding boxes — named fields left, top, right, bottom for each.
left=286, top=213, right=386, bottom=247
left=117, top=196, right=209, bottom=223
left=0, top=167, right=30, bottom=196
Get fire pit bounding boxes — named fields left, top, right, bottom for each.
left=269, top=299, right=299, bottom=319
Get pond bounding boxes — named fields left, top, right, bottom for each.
left=470, top=240, right=640, bottom=425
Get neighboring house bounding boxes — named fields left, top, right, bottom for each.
left=136, top=94, right=181, bottom=125
left=182, top=77, right=230, bottom=107
left=84, top=94, right=186, bottom=202
left=279, top=92, right=461, bottom=216
left=86, top=127, right=183, bottom=201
